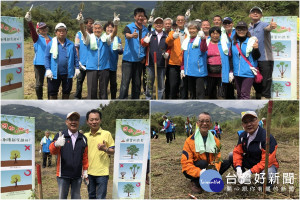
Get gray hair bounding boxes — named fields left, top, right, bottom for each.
left=93, top=21, right=103, bottom=27
left=187, top=21, right=200, bottom=31
left=164, top=18, right=173, bottom=24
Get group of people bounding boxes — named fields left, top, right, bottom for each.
left=44, top=110, right=115, bottom=199
left=181, top=111, right=278, bottom=193
left=26, top=5, right=276, bottom=100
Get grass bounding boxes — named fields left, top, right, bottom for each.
left=150, top=130, right=299, bottom=199
left=34, top=144, right=150, bottom=199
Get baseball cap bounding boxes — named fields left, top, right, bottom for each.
left=66, top=111, right=80, bottom=119
left=241, top=111, right=258, bottom=121
left=36, top=22, right=47, bottom=29
left=222, top=17, right=233, bottom=23
left=250, top=6, right=263, bottom=13
left=195, top=19, right=202, bottom=23
left=55, top=23, right=67, bottom=31
left=154, top=17, right=164, bottom=23
left=236, top=21, right=248, bottom=29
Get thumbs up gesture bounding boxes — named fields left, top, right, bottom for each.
left=113, top=12, right=120, bottom=25
left=97, top=140, right=108, bottom=151
left=132, top=29, right=138, bottom=38
left=185, top=9, right=191, bottom=19
left=143, top=33, right=152, bottom=43
left=55, top=131, right=65, bottom=147
left=25, top=12, right=32, bottom=22
left=173, top=28, right=180, bottom=39
left=269, top=18, right=277, bottom=30
left=252, top=37, right=259, bottom=49
left=76, top=12, right=84, bottom=24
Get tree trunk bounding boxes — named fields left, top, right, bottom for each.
left=277, top=51, right=279, bottom=56
left=276, top=91, right=279, bottom=97
left=131, top=154, right=133, bottom=159
left=128, top=192, right=130, bottom=197
left=281, top=72, right=284, bottom=78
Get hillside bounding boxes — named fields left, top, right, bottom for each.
left=14, top=1, right=156, bottom=22
left=151, top=101, right=239, bottom=122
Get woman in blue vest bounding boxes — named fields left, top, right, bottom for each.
left=181, top=21, right=207, bottom=99
left=25, top=11, right=52, bottom=99
left=231, top=21, right=261, bottom=99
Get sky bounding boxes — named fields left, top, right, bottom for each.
left=1, top=100, right=110, bottom=116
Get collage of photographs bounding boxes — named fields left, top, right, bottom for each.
left=1, top=0, right=299, bottom=199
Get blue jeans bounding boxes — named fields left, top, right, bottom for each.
left=88, top=175, right=109, bottom=199
left=57, top=177, right=82, bottom=199
left=145, top=66, right=165, bottom=100
left=119, top=61, right=143, bottom=99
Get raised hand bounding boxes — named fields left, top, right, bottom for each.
left=55, top=132, right=65, bottom=147
left=76, top=12, right=84, bottom=24
left=269, top=18, right=277, bottom=30
left=143, top=33, right=152, bottom=43
left=25, top=12, right=32, bottom=22
left=252, top=39, right=259, bottom=49
left=113, top=12, right=120, bottom=25
left=148, top=16, right=154, bottom=25
left=173, top=28, right=180, bottom=39
left=197, top=30, right=205, bottom=39
left=132, top=29, right=138, bottom=39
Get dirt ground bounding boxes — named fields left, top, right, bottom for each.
left=34, top=146, right=150, bottom=199
left=150, top=131, right=299, bottom=199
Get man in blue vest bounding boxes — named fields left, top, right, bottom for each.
left=40, top=131, right=53, bottom=168
left=162, top=115, right=173, bottom=143
left=74, top=17, right=94, bottom=99
left=77, top=12, right=119, bottom=99
left=119, top=8, right=149, bottom=99
left=45, top=23, right=80, bottom=99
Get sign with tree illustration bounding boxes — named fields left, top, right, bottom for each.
left=1, top=16, right=24, bottom=99
left=262, top=16, right=297, bottom=99
left=1, top=114, right=35, bottom=199
left=113, top=119, right=150, bottom=199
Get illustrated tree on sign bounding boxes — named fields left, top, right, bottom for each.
left=120, top=172, right=126, bottom=179
left=127, top=145, right=139, bottom=159
left=10, top=150, right=21, bottom=163
left=6, top=73, right=14, bottom=85
left=123, top=183, right=135, bottom=197
left=5, top=49, right=14, bottom=62
left=130, top=164, right=140, bottom=179
left=272, top=83, right=285, bottom=97
left=272, top=42, right=286, bottom=56
left=276, top=62, right=288, bottom=78
left=11, top=174, right=21, bottom=187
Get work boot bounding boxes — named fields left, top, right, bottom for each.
left=62, top=94, right=70, bottom=99
left=49, top=95, right=57, bottom=100
left=191, top=182, right=203, bottom=194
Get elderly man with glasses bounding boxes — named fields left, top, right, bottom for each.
left=233, top=111, right=279, bottom=185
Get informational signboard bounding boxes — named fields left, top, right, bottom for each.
left=1, top=16, right=24, bottom=99
left=1, top=114, right=35, bottom=199
left=262, top=16, right=297, bottom=99
left=112, top=119, right=150, bottom=199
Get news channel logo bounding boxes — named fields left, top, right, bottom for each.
left=199, top=169, right=224, bottom=192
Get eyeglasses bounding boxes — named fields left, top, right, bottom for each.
left=223, top=22, right=232, bottom=25
left=197, top=120, right=211, bottom=124
left=242, top=118, right=257, bottom=125
left=177, top=20, right=185, bottom=22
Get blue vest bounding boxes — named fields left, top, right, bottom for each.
left=76, top=31, right=89, bottom=66
left=48, top=38, right=76, bottom=79
left=164, top=119, right=173, bottom=133
left=42, top=136, right=52, bottom=153
left=33, top=34, right=52, bottom=65
left=86, top=34, right=111, bottom=71
left=183, top=39, right=207, bottom=77
left=217, top=41, right=230, bottom=83
left=123, top=22, right=149, bottom=62
left=109, top=36, right=122, bottom=71
left=231, top=37, right=257, bottom=78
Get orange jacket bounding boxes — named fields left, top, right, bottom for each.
left=181, top=133, right=222, bottom=178
left=233, top=127, right=279, bottom=174
left=165, top=30, right=187, bottom=66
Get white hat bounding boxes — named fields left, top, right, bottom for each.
left=154, top=17, right=164, bottom=23
left=66, top=111, right=80, bottom=119
left=55, top=23, right=67, bottom=31
left=241, top=111, right=258, bottom=121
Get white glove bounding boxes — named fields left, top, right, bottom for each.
left=180, top=70, right=185, bottom=79
left=185, top=9, right=191, bottom=19
left=55, top=132, right=65, bottom=147
left=74, top=68, right=81, bottom=78
left=197, top=30, right=205, bottom=39
left=173, top=29, right=179, bottom=39
left=239, top=169, right=252, bottom=184
left=148, top=16, right=154, bottom=25
left=236, top=166, right=243, bottom=178
left=79, top=61, right=86, bottom=71
left=162, top=52, right=169, bottom=59
left=250, top=66, right=258, bottom=75
left=229, top=72, right=234, bottom=83
left=143, top=33, right=152, bottom=43
left=160, top=129, right=165, bottom=132
left=200, top=168, right=206, bottom=176
left=76, top=12, right=84, bottom=24
left=113, top=12, right=120, bottom=26
left=82, top=170, right=88, bottom=179
left=39, top=150, right=42, bottom=154
left=46, top=69, right=53, bottom=80
left=25, top=12, right=32, bottom=22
